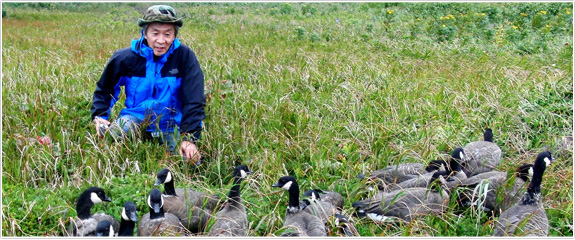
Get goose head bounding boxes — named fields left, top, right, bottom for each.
left=515, top=163, right=534, bottom=182
left=154, top=168, right=173, bottom=186
left=147, top=189, right=164, bottom=218
left=425, top=159, right=447, bottom=172
left=121, top=201, right=138, bottom=223
left=76, top=187, right=112, bottom=219
left=483, top=128, right=494, bottom=142
left=234, top=165, right=253, bottom=179
left=95, top=220, right=115, bottom=237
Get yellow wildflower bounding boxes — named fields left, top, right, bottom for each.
left=442, top=24, right=446, bottom=27
left=416, top=17, right=421, bottom=21
left=513, top=26, right=518, bottom=29
left=546, top=24, right=551, bottom=28
left=540, top=10, right=547, bottom=15
left=387, top=10, right=394, bottom=14
left=440, top=16, right=444, bottom=20
left=481, top=13, right=486, bottom=16
left=521, top=12, right=528, bottom=17
left=567, top=10, right=571, bottom=15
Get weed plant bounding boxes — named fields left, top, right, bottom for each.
left=2, top=2, right=573, bottom=237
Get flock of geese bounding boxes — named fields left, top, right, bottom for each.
left=67, top=129, right=554, bottom=237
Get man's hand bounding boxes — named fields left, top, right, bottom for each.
left=180, top=141, right=201, bottom=165
left=94, top=117, right=111, bottom=138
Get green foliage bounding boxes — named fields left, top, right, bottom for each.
left=1, top=2, right=572, bottom=237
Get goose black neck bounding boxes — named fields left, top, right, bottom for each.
left=483, top=129, right=493, bottom=142
left=163, top=180, right=177, bottom=196
left=287, top=181, right=301, bottom=209
left=520, top=164, right=544, bottom=205
left=149, top=206, right=165, bottom=220
left=76, top=200, right=94, bottom=220
left=449, top=160, right=462, bottom=173
left=529, top=160, right=545, bottom=195
left=527, top=175, right=542, bottom=196
left=228, top=176, right=244, bottom=202
left=118, top=219, right=135, bottom=236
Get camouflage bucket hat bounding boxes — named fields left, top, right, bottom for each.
left=138, top=5, right=183, bottom=27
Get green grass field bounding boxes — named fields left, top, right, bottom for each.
left=2, top=2, right=573, bottom=237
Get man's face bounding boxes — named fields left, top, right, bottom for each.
left=144, top=22, right=176, bottom=57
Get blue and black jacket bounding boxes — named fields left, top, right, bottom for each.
left=91, top=35, right=205, bottom=142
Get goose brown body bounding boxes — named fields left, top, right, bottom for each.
left=462, top=129, right=502, bottom=176
left=154, top=168, right=221, bottom=234
left=353, top=172, right=450, bottom=222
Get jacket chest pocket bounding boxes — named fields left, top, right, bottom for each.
left=125, top=77, right=153, bottom=108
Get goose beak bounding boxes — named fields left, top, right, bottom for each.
left=154, top=179, right=162, bottom=187
left=271, top=182, right=280, bottom=188
left=103, top=196, right=112, bottom=202
left=153, top=203, right=161, bottom=214
left=130, top=212, right=138, bottom=222
left=96, top=232, right=104, bottom=237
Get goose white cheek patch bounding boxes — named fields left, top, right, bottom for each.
left=147, top=195, right=152, bottom=208
left=240, top=170, right=247, bottom=178
left=544, top=157, right=551, bottom=167
left=91, top=192, right=102, bottom=204
left=165, top=171, right=172, bottom=183
left=109, top=226, right=115, bottom=237
left=122, top=207, right=128, bottom=221
left=366, top=213, right=389, bottom=222
left=311, top=193, right=318, bottom=201
left=282, top=181, right=293, bottom=191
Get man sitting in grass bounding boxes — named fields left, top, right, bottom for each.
left=91, top=5, right=205, bottom=165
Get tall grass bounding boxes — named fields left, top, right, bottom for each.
left=2, top=2, right=573, bottom=237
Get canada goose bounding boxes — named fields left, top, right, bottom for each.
left=366, top=159, right=446, bottom=190
left=154, top=168, right=221, bottom=233
left=207, top=165, right=253, bottom=237
left=70, top=187, right=120, bottom=237
left=302, top=189, right=358, bottom=237
left=272, top=176, right=327, bottom=237
left=301, top=189, right=340, bottom=224
left=493, top=151, right=552, bottom=236
left=333, top=213, right=361, bottom=237
left=118, top=201, right=138, bottom=236
left=138, top=188, right=189, bottom=236
left=95, top=220, right=114, bottom=237
left=462, top=128, right=502, bottom=176
left=388, top=148, right=467, bottom=191
left=455, top=163, right=534, bottom=213
left=352, top=171, right=450, bottom=222
left=304, top=189, right=345, bottom=209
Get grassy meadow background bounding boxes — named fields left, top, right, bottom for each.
left=2, top=2, right=573, bottom=237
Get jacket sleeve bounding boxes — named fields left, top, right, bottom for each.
left=91, top=51, right=124, bottom=120
left=179, top=47, right=206, bottom=142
